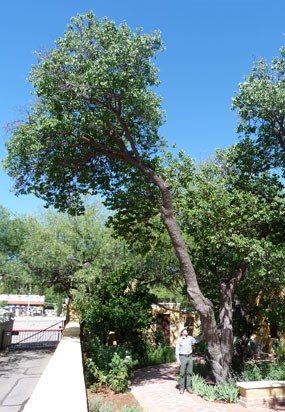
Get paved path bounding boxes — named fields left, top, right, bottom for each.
left=131, top=363, right=284, bottom=412
left=0, top=350, right=53, bottom=412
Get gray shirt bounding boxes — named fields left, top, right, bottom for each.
left=175, top=335, right=196, bottom=362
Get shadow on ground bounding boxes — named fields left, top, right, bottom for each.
left=132, top=362, right=178, bottom=386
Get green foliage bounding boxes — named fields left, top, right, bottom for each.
left=232, top=48, right=285, bottom=173
left=85, top=356, right=108, bottom=390
left=142, top=344, right=175, bottom=366
left=4, top=8, right=285, bottom=385
left=0, top=300, right=8, bottom=308
left=192, top=374, right=239, bottom=403
left=91, top=399, right=115, bottom=412
left=240, top=362, right=263, bottom=381
left=241, top=361, right=285, bottom=381
left=80, top=259, right=156, bottom=393
left=107, top=353, right=133, bottom=393
left=91, top=400, right=141, bottom=412
left=0, top=206, right=31, bottom=293
left=192, top=359, right=285, bottom=403
left=192, top=374, right=217, bottom=401
left=85, top=350, right=135, bottom=394
left=273, top=340, right=285, bottom=360
left=193, top=360, right=211, bottom=378
left=77, top=260, right=156, bottom=357
left=4, top=12, right=164, bottom=215
left=214, top=380, right=240, bottom=403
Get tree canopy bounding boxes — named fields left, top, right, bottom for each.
left=232, top=47, right=285, bottom=173
left=4, top=12, right=164, bottom=214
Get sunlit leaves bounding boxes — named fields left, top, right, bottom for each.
left=4, top=12, right=165, bottom=214
left=232, top=48, right=285, bottom=172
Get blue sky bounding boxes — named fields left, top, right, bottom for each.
left=1, top=0, right=285, bottom=214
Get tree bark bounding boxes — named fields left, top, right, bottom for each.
left=136, top=163, right=227, bottom=382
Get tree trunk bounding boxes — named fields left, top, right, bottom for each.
left=140, top=168, right=227, bottom=382
left=131, top=160, right=248, bottom=383
left=219, top=283, right=235, bottom=379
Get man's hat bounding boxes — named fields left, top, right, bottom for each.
left=180, top=326, right=188, bottom=335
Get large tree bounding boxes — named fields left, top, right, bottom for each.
left=232, top=47, right=285, bottom=171
left=231, top=48, right=285, bottom=343
left=0, top=206, right=31, bottom=292
left=108, top=146, right=285, bottom=372
left=4, top=12, right=273, bottom=382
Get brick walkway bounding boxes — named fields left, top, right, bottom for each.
left=131, top=363, right=284, bottom=412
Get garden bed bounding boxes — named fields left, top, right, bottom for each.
left=87, top=387, right=143, bottom=412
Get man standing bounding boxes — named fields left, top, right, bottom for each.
left=175, top=326, right=196, bottom=394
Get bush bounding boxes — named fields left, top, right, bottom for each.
left=240, top=361, right=263, bottom=381
left=192, top=374, right=217, bottom=401
left=215, top=380, right=239, bottom=403
left=107, top=353, right=134, bottom=393
left=142, top=344, right=175, bottom=366
left=91, top=398, right=115, bottom=412
left=241, top=360, right=285, bottom=381
left=191, top=359, right=285, bottom=404
left=192, top=374, right=239, bottom=403
left=273, top=339, right=285, bottom=360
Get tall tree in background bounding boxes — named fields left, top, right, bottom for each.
left=231, top=48, right=285, bottom=337
left=232, top=47, right=285, bottom=171
left=0, top=206, right=31, bottom=292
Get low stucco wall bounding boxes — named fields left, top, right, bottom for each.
left=24, top=320, right=88, bottom=412
left=237, top=380, right=285, bottom=408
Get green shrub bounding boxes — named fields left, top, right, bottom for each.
left=192, top=374, right=216, bottom=401
left=143, top=344, right=175, bottom=366
left=107, top=353, right=134, bottom=393
left=120, top=407, right=142, bottom=412
left=241, top=360, right=285, bottom=381
left=273, top=340, right=285, bottom=360
left=215, top=380, right=239, bottom=403
left=91, top=398, right=115, bottom=412
left=85, top=357, right=108, bottom=388
left=241, top=362, right=263, bottom=381
left=192, top=374, right=239, bottom=403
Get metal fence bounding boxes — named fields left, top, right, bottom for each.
left=3, top=321, right=64, bottom=350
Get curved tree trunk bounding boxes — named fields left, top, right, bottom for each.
left=136, top=165, right=226, bottom=382
left=125, top=154, right=248, bottom=383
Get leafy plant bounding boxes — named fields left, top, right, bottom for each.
left=142, top=343, right=175, bottom=366
left=91, top=398, right=115, bottom=412
left=241, top=361, right=263, bottom=381
left=273, top=339, right=285, bottom=360
left=107, top=353, right=134, bottom=393
left=215, top=380, right=239, bottom=403
left=192, top=374, right=216, bottom=401
left=192, top=374, right=239, bottom=403
left=85, top=357, right=108, bottom=389
left=241, top=360, right=285, bottom=381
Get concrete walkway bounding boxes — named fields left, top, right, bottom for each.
left=131, top=363, right=284, bottom=412
left=0, top=349, right=53, bottom=412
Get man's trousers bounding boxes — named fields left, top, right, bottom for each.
left=178, top=354, right=193, bottom=389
